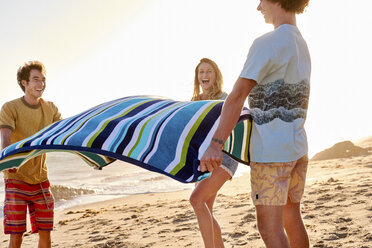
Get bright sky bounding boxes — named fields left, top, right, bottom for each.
left=0, top=0, right=371, bottom=157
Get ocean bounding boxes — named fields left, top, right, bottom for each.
left=0, top=153, right=250, bottom=216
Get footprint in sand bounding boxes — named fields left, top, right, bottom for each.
left=313, top=205, right=329, bottom=210
left=308, top=189, right=328, bottom=195
left=232, top=203, right=250, bottom=208
left=233, top=240, right=248, bottom=246
left=324, top=211, right=334, bottom=216
left=336, top=226, right=348, bottom=232
left=96, top=241, right=142, bottom=248
left=362, top=233, right=372, bottom=241
left=58, top=219, right=70, bottom=225
left=247, top=207, right=255, bottom=213
left=114, top=233, right=129, bottom=240
left=172, top=212, right=194, bottom=224
left=228, top=229, right=248, bottom=238
left=335, top=217, right=352, bottom=223
left=304, top=214, right=315, bottom=219
left=68, top=225, right=85, bottom=231
left=313, top=240, right=325, bottom=248
left=337, top=197, right=347, bottom=202
left=323, top=233, right=341, bottom=241
left=174, top=226, right=193, bottom=232
left=247, top=233, right=261, bottom=241
left=158, top=228, right=173, bottom=234
left=231, top=212, right=245, bottom=217
left=145, top=217, right=161, bottom=224
left=334, top=232, right=348, bottom=239
left=355, top=188, right=368, bottom=194
left=239, top=213, right=256, bottom=224
left=317, top=193, right=334, bottom=201
left=89, top=235, right=107, bottom=242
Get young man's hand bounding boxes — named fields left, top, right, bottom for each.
left=200, top=144, right=223, bottom=172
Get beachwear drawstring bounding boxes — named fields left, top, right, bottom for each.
left=40, top=183, right=51, bottom=209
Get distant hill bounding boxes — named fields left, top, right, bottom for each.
left=311, top=140, right=371, bottom=161
left=354, top=136, right=372, bottom=149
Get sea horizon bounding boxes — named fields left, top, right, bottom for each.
left=0, top=152, right=250, bottom=216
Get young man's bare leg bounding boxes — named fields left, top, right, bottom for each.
left=9, top=234, right=23, bottom=248
left=283, top=199, right=309, bottom=248
left=255, top=205, right=289, bottom=248
left=38, top=230, right=51, bottom=248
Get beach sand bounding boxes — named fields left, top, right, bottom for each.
left=1, top=154, right=371, bottom=247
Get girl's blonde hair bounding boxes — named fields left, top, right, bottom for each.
left=192, top=58, right=223, bottom=101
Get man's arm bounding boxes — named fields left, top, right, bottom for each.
left=200, top=77, right=257, bottom=172
left=1, top=127, right=17, bottom=173
left=0, top=127, right=12, bottom=150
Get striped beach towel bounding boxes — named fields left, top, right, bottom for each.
left=0, top=96, right=251, bottom=183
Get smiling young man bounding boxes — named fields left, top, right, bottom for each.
left=201, top=0, right=310, bottom=247
left=0, top=61, right=62, bottom=248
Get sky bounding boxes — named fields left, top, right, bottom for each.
left=0, top=0, right=371, bottom=157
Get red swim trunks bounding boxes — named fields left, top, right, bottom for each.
left=3, top=179, right=54, bottom=234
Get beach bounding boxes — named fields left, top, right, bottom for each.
left=1, top=150, right=371, bottom=247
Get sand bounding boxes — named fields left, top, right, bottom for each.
left=1, top=154, right=371, bottom=247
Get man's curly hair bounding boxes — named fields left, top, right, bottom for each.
left=269, top=0, right=309, bottom=14
left=17, top=61, right=46, bottom=92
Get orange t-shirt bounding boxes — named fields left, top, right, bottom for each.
left=0, top=97, right=62, bottom=184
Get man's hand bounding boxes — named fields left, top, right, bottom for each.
left=200, top=145, right=223, bottom=172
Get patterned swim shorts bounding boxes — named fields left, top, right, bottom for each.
left=3, top=179, right=54, bottom=234
left=250, top=155, right=308, bottom=206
